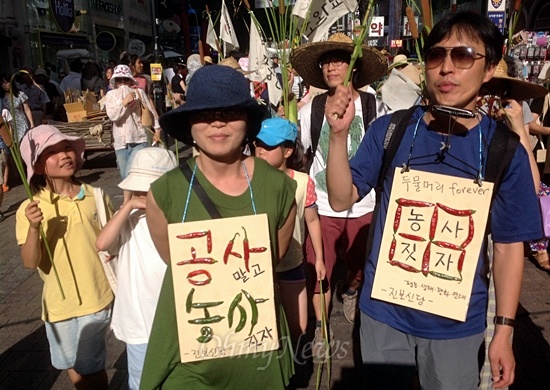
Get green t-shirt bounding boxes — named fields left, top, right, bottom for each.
left=140, top=157, right=296, bottom=390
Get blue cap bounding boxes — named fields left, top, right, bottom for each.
left=256, top=118, right=298, bottom=147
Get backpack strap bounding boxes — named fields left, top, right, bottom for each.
left=310, top=92, right=328, bottom=156
left=359, top=90, right=377, bottom=131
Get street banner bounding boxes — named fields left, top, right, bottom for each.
left=206, top=14, right=219, bottom=52
left=248, top=17, right=282, bottom=106
left=292, top=0, right=358, bottom=42
left=220, top=0, right=240, bottom=54
left=371, top=168, right=493, bottom=321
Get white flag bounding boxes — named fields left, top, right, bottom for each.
left=206, top=15, right=218, bottom=52
left=293, top=0, right=358, bottom=42
left=248, top=17, right=281, bottom=107
left=220, top=0, right=239, bottom=54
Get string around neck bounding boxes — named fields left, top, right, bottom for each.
left=182, top=160, right=257, bottom=223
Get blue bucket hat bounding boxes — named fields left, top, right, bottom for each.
left=256, top=118, right=298, bottom=147
left=159, top=65, right=265, bottom=145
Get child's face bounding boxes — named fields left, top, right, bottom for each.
left=254, top=140, right=291, bottom=170
left=35, top=141, right=77, bottom=179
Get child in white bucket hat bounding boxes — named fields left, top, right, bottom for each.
left=95, top=147, right=177, bottom=390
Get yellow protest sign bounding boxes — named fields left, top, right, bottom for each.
left=371, top=168, right=493, bottom=321
left=150, top=63, right=163, bottom=81
left=168, top=214, right=278, bottom=363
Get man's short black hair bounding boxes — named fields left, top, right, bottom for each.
left=424, top=11, right=503, bottom=70
left=69, top=58, right=83, bottom=73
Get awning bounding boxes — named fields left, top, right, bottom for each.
left=41, top=32, right=90, bottom=47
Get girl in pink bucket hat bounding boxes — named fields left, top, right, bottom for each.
left=15, top=125, right=115, bottom=388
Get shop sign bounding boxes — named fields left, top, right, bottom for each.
left=128, top=39, right=146, bottom=56
left=96, top=31, right=117, bottom=51
left=50, top=0, right=75, bottom=33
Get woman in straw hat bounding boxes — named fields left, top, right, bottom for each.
left=140, top=65, right=297, bottom=389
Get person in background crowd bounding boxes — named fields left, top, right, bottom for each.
left=1, top=73, right=34, bottom=140
left=254, top=118, right=325, bottom=347
left=170, top=63, right=187, bottom=106
left=17, top=67, right=49, bottom=127
left=34, top=68, right=61, bottom=122
left=81, top=62, right=105, bottom=97
left=290, top=32, right=389, bottom=361
left=120, top=54, right=153, bottom=98
left=104, top=66, right=114, bottom=93
left=0, top=107, right=12, bottom=211
left=59, top=59, right=83, bottom=93
left=58, top=71, right=67, bottom=83
left=104, top=65, right=161, bottom=204
left=325, top=11, right=541, bottom=389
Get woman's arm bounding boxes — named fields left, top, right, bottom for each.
left=304, top=206, right=325, bottom=280
left=277, top=202, right=297, bottom=262
left=146, top=190, right=170, bottom=264
left=23, top=101, right=34, bottom=128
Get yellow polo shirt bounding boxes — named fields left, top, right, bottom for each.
left=16, top=184, right=114, bottom=323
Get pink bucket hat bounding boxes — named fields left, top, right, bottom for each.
left=110, top=64, right=137, bottom=87
left=19, top=125, right=86, bottom=183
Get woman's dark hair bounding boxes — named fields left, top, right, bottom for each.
left=424, top=11, right=503, bottom=69
left=0, top=73, right=21, bottom=98
left=285, top=138, right=306, bottom=172
left=120, top=54, right=141, bottom=68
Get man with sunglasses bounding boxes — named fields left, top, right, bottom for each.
left=325, top=11, right=542, bottom=389
left=289, top=33, right=388, bottom=359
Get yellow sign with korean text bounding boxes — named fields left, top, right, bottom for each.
left=371, top=168, right=493, bottom=321
left=150, top=63, right=163, bottom=81
left=168, top=214, right=278, bottom=363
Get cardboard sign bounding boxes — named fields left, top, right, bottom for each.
left=168, top=214, right=278, bottom=363
left=371, top=168, right=493, bottom=321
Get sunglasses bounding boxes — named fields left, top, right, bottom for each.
left=190, top=109, right=247, bottom=124
left=425, top=46, right=486, bottom=70
left=319, top=57, right=348, bottom=69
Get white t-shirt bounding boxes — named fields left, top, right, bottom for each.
left=299, top=92, right=389, bottom=217
left=109, top=209, right=167, bottom=344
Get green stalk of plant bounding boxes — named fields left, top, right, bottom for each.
left=315, top=279, right=331, bottom=389
left=344, top=0, right=376, bottom=86
left=245, top=1, right=313, bottom=123
left=6, top=71, right=66, bottom=299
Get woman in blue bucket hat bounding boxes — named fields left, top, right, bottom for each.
left=141, top=65, right=297, bottom=389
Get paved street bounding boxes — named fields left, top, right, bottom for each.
left=1, top=148, right=550, bottom=389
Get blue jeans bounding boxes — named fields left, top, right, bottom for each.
left=126, top=343, right=148, bottom=390
left=115, top=142, right=148, bottom=179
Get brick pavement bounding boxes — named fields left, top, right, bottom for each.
left=1, top=149, right=549, bottom=389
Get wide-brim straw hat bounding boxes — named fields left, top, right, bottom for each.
left=290, top=33, right=388, bottom=89
left=159, top=65, right=265, bottom=145
left=481, top=59, right=548, bottom=101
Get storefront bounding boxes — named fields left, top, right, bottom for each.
left=90, top=0, right=125, bottom=65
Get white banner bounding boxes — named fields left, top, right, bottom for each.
left=206, top=15, right=218, bottom=52
left=403, top=15, right=419, bottom=37
left=220, top=0, right=239, bottom=54
left=248, top=17, right=282, bottom=106
left=292, top=0, right=358, bottom=42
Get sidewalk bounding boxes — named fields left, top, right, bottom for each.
left=1, top=150, right=549, bottom=389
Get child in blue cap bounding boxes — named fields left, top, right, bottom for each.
left=255, top=117, right=325, bottom=346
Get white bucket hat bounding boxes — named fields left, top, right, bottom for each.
left=118, top=147, right=178, bottom=192
left=110, top=64, right=137, bottom=87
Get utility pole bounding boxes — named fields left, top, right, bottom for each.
left=388, top=0, right=402, bottom=52
left=150, top=0, right=166, bottom=120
